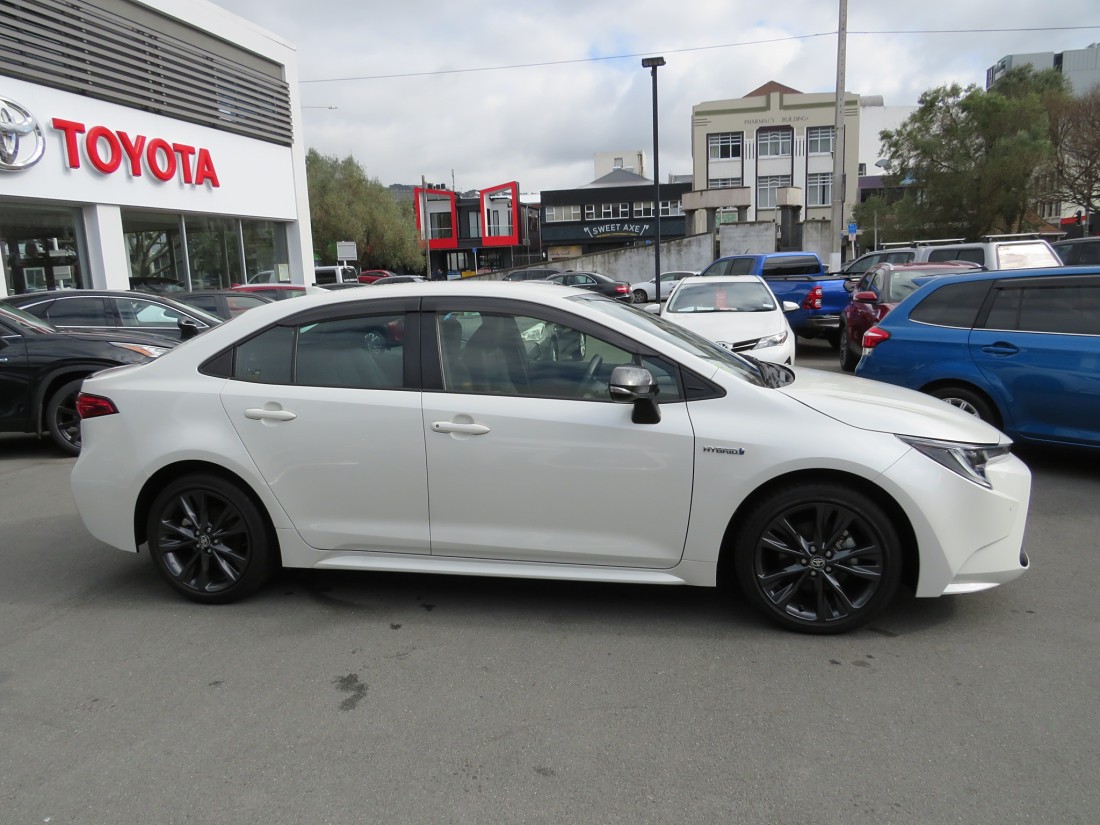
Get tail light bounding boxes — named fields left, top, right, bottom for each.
left=76, top=393, right=118, bottom=420
left=862, top=326, right=891, bottom=350
left=614, top=283, right=629, bottom=295
left=802, top=286, right=823, bottom=309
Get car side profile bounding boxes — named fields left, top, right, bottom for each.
left=2, top=289, right=222, bottom=341
left=71, top=282, right=1032, bottom=634
left=544, top=271, right=631, bottom=301
left=0, top=302, right=173, bottom=454
left=856, top=267, right=1100, bottom=449
left=630, top=270, right=699, bottom=303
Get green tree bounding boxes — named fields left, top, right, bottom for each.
left=1047, top=85, right=1100, bottom=219
left=306, top=150, right=425, bottom=270
left=862, top=69, right=1065, bottom=243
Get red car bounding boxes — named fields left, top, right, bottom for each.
left=838, top=261, right=981, bottom=371
left=359, top=269, right=397, bottom=284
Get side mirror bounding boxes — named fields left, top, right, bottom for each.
left=854, top=291, right=878, bottom=303
left=643, top=303, right=661, bottom=314
left=178, top=317, right=200, bottom=340
left=609, top=365, right=661, bottom=424
left=781, top=300, right=799, bottom=313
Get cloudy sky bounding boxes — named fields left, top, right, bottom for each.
left=207, top=0, right=1099, bottom=195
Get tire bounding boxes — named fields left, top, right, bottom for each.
left=146, top=474, right=276, bottom=604
left=927, top=385, right=999, bottom=427
left=824, top=329, right=841, bottom=350
left=838, top=325, right=859, bottom=372
left=45, top=378, right=85, bottom=456
left=732, top=483, right=901, bottom=634
left=632, top=289, right=648, bottom=304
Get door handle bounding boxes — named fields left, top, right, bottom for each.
left=244, top=408, right=297, bottom=421
left=980, top=342, right=1019, bottom=356
left=431, top=421, right=490, bottom=435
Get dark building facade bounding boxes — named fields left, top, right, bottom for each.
left=539, top=169, right=692, bottom=261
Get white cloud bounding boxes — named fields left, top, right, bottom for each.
left=207, top=0, right=1100, bottom=193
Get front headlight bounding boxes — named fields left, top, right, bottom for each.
left=898, top=435, right=1012, bottom=488
left=110, top=342, right=172, bottom=359
left=753, top=328, right=789, bottom=350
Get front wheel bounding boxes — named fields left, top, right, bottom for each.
left=146, top=474, right=276, bottom=604
left=838, top=325, right=859, bottom=372
left=46, top=378, right=85, bottom=456
left=732, top=483, right=901, bottom=634
left=632, top=289, right=648, bottom=304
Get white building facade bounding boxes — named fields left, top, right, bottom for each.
left=0, top=0, right=313, bottom=297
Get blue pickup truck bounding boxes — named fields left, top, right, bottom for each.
left=699, top=252, right=852, bottom=346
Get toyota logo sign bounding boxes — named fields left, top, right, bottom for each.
left=0, top=95, right=45, bottom=172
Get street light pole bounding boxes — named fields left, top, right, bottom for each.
left=642, top=56, right=665, bottom=302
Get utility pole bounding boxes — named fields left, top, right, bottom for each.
left=830, top=0, right=848, bottom=272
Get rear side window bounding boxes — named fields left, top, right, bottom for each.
left=908, top=280, right=991, bottom=328
left=701, top=259, right=732, bottom=277
left=927, top=247, right=985, bottom=266
left=761, top=255, right=822, bottom=276
left=994, top=243, right=1060, bottom=270
left=984, top=284, right=1100, bottom=335
left=728, top=257, right=755, bottom=275
left=42, top=297, right=107, bottom=325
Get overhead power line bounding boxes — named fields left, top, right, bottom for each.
left=300, top=25, right=1100, bottom=84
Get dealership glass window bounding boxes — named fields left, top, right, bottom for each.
left=806, top=126, right=835, bottom=155
left=0, top=202, right=86, bottom=294
left=807, top=173, right=832, bottom=207
left=757, top=176, right=792, bottom=209
left=241, top=220, right=288, bottom=286
left=757, top=128, right=792, bottom=157
left=184, top=215, right=243, bottom=289
left=634, top=202, right=654, bottom=218
left=123, top=210, right=187, bottom=288
left=708, top=133, right=742, bottom=159
left=660, top=200, right=683, bottom=217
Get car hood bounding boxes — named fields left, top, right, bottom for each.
left=778, top=367, right=1007, bottom=444
left=666, top=310, right=786, bottom=341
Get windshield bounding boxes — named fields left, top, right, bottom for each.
left=667, top=281, right=776, bottom=313
left=571, top=294, right=765, bottom=386
left=0, top=302, right=57, bottom=334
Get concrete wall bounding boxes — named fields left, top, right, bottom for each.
left=498, top=233, right=716, bottom=282
left=716, top=222, right=780, bottom=257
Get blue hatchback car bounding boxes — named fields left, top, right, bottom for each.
left=855, top=267, right=1100, bottom=449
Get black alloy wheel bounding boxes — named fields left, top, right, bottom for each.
left=46, top=378, right=85, bottom=456
left=146, top=474, right=275, bottom=604
left=733, top=483, right=901, bottom=634
left=838, top=325, right=859, bottom=372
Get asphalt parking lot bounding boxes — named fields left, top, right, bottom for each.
left=2, top=344, right=1097, bottom=825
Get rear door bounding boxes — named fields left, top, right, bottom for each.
left=971, top=276, right=1100, bottom=447
left=0, top=319, right=31, bottom=431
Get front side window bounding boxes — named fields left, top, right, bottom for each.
left=757, top=128, right=792, bottom=158
left=434, top=310, right=681, bottom=401
left=806, top=126, right=835, bottom=154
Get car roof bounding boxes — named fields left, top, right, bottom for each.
left=674, top=275, right=766, bottom=286
left=872, top=261, right=983, bottom=272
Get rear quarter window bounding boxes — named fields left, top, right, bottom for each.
left=908, top=280, right=991, bottom=328
left=984, top=284, right=1100, bottom=335
left=761, top=255, right=823, bottom=276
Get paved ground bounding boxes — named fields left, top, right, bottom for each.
left=1, top=345, right=1097, bottom=824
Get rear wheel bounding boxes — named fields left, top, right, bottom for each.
left=45, top=378, right=84, bottom=456
left=838, top=324, right=859, bottom=372
left=632, top=288, right=648, bottom=304
left=146, top=474, right=276, bottom=604
left=733, top=483, right=901, bottom=634
left=927, top=385, right=999, bottom=426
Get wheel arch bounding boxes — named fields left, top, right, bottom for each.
left=717, top=468, right=919, bottom=593
left=918, top=379, right=1004, bottom=429
left=134, top=460, right=280, bottom=561
left=35, top=367, right=100, bottom=434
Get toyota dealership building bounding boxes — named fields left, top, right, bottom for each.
left=0, top=0, right=313, bottom=297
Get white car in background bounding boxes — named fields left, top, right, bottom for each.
left=70, top=281, right=1031, bottom=634
left=629, top=270, right=698, bottom=303
left=658, top=275, right=797, bottom=365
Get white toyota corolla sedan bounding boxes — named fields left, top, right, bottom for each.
left=658, top=275, right=797, bottom=365
left=70, top=281, right=1032, bottom=634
